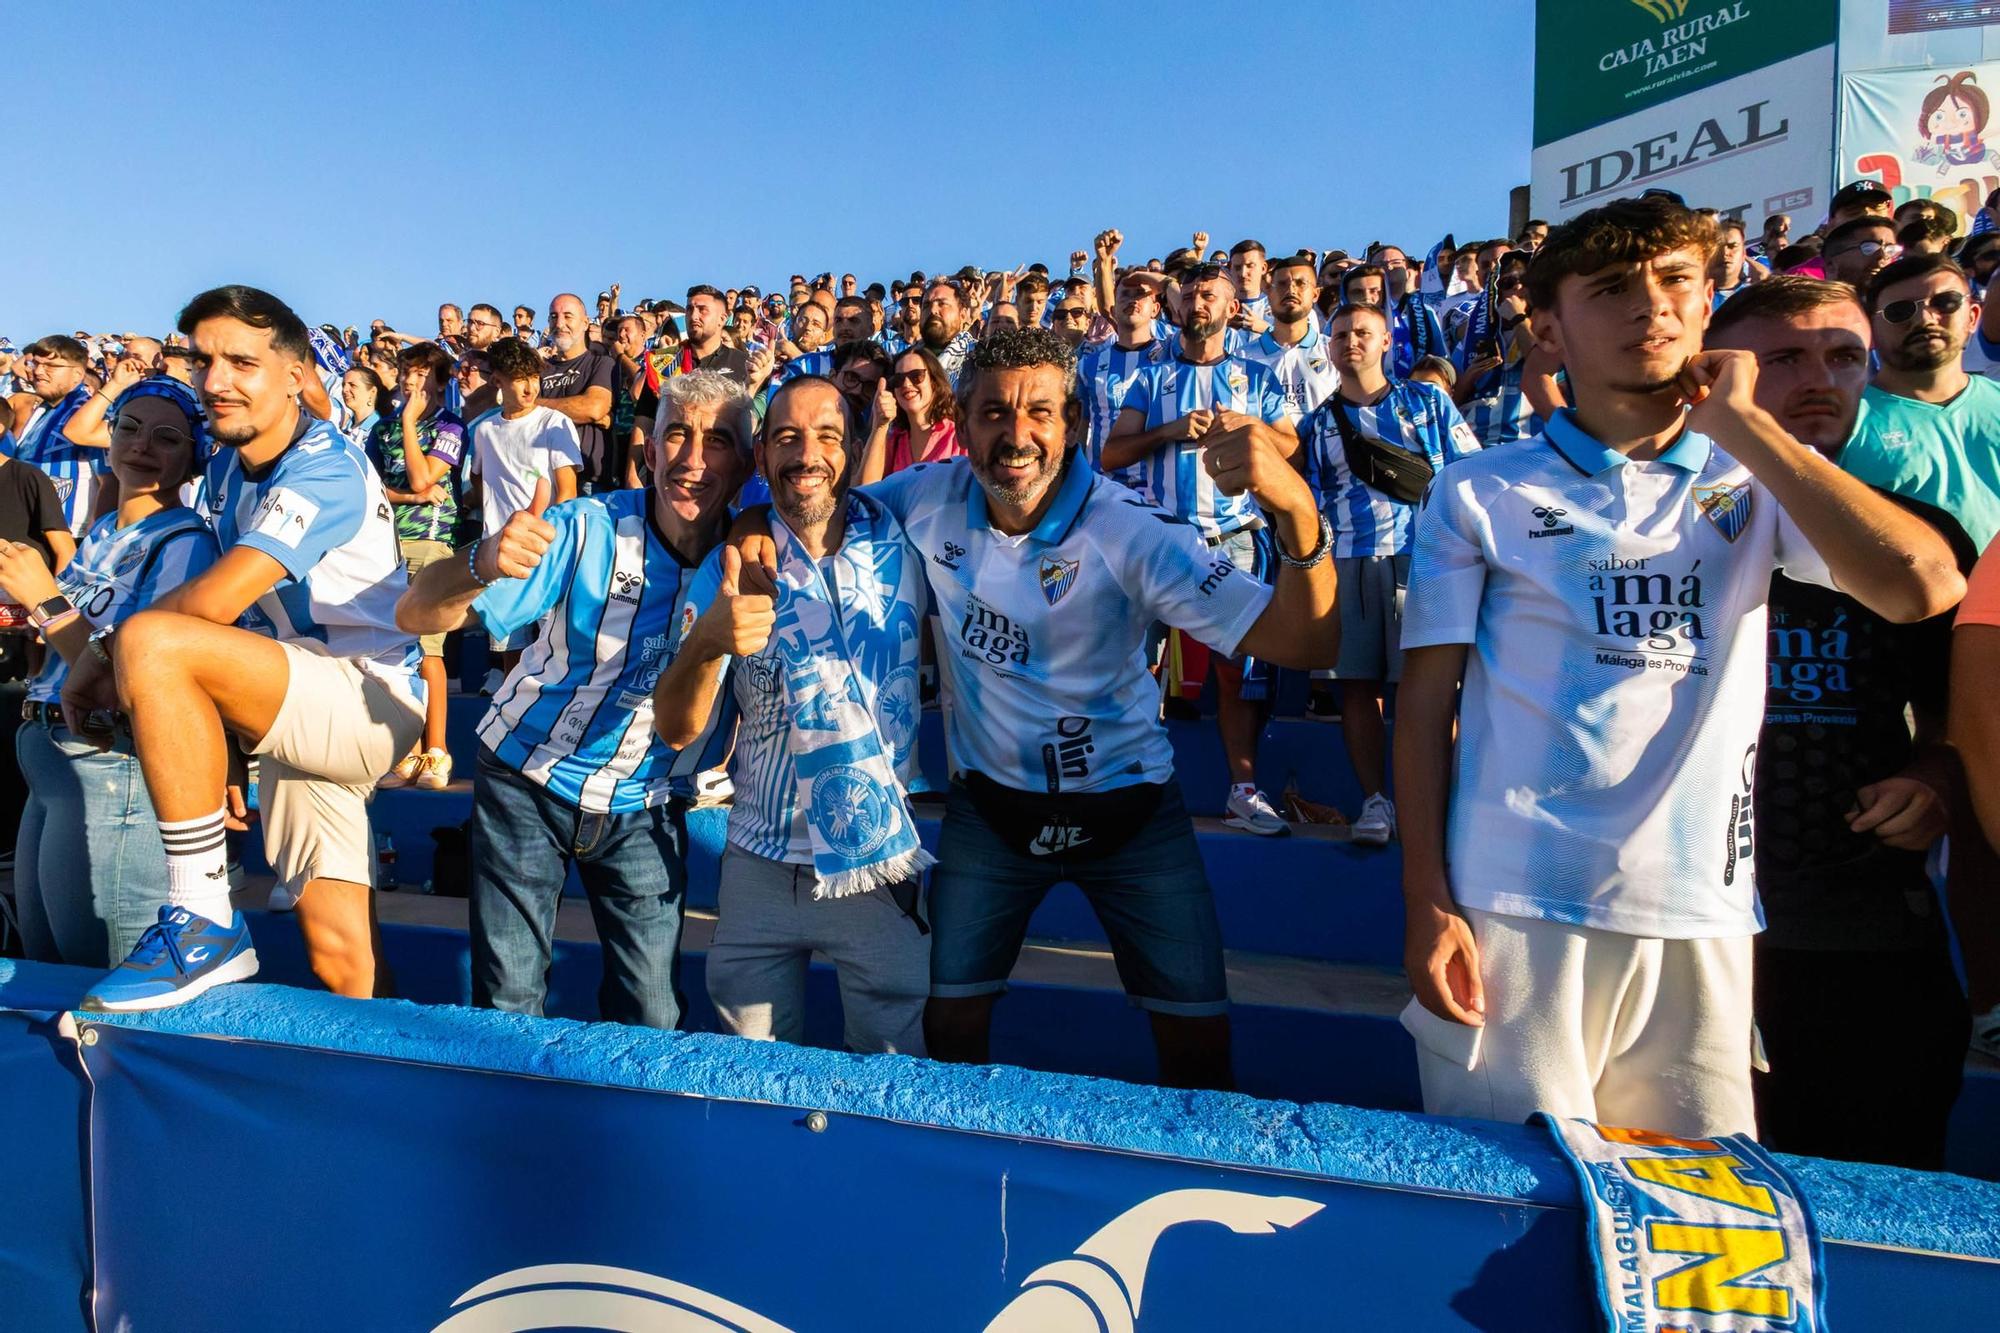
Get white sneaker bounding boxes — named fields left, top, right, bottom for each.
left=1223, top=786, right=1290, bottom=837
left=1973, top=1004, right=2000, bottom=1060
left=481, top=667, right=504, bottom=696
left=1351, top=793, right=1397, bottom=846
left=415, top=749, right=453, bottom=790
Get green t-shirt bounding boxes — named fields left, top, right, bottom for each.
left=1840, top=379, right=2000, bottom=549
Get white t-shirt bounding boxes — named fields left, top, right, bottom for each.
left=1401, top=409, right=1834, bottom=939
left=466, top=404, right=584, bottom=536
left=864, top=455, right=1271, bottom=794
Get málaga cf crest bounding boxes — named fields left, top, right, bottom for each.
left=1693, top=482, right=1752, bottom=543
left=1040, top=555, right=1079, bottom=606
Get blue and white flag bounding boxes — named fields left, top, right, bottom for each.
left=769, top=494, right=933, bottom=898
left=1540, top=1115, right=1826, bottom=1333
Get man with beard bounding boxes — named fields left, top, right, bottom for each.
left=1103, top=264, right=1302, bottom=838
left=1076, top=268, right=1174, bottom=475
left=921, top=279, right=977, bottom=385
left=81, top=286, right=424, bottom=1011
left=1708, top=276, right=1976, bottom=1169
left=654, top=377, right=932, bottom=1054
left=459, top=304, right=509, bottom=418
left=832, top=295, right=873, bottom=347
left=674, top=285, right=752, bottom=386
left=4, top=335, right=109, bottom=536
left=1846, top=255, right=2000, bottom=552
left=1243, top=254, right=1339, bottom=417
left=539, top=293, right=618, bottom=494
left=835, top=327, right=1336, bottom=1088
left=1396, top=198, right=1961, bottom=1136
left=1840, top=253, right=2000, bottom=1056
left=774, top=301, right=837, bottom=388
left=1821, top=216, right=1901, bottom=292
left=396, top=370, right=753, bottom=1029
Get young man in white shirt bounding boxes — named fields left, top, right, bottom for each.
left=465, top=337, right=582, bottom=683
left=1394, top=197, right=1963, bottom=1136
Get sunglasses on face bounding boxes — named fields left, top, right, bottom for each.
left=1833, top=240, right=1900, bottom=261
left=1878, top=290, right=1967, bottom=324
left=892, top=368, right=928, bottom=388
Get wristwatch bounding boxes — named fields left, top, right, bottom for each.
left=87, top=625, right=115, bottom=667
left=26, top=595, right=73, bottom=630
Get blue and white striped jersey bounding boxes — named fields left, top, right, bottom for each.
left=1303, top=379, right=1481, bottom=557
left=1403, top=410, right=1835, bottom=938
left=473, top=488, right=731, bottom=813
left=1242, top=326, right=1340, bottom=417
left=204, top=412, right=417, bottom=672
left=774, top=348, right=835, bottom=388
left=679, top=513, right=928, bottom=863
left=29, top=508, right=220, bottom=705
left=1075, top=337, right=1174, bottom=477
left=1119, top=351, right=1294, bottom=541
left=864, top=455, right=1272, bottom=794
left=6, top=387, right=106, bottom=535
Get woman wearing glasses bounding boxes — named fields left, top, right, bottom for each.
left=0, top=378, right=221, bottom=966
left=859, top=346, right=964, bottom=482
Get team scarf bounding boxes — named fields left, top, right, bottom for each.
left=1395, top=291, right=1440, bottom=363
left=307, top=325, right=351, bottom=377
left=768, top=492, right=933, bottom=899
left=13, top=384, right=91, bottom=462
left=1540, top=1115, right=1826, bottom=1333
left=1419, top=237, right=1450, bottom=303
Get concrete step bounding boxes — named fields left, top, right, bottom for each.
left=255, top=796, right=1407, bottom=970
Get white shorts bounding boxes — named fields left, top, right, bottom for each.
left=252, top=641, right=424, bottom=897
left=1411, top=907, right=1756, bottom=1139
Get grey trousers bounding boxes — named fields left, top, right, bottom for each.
left=707, top=846, right=930, bottom=1056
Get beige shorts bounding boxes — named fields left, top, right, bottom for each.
left=252, top=641, right=424, bottom=897
left=399, top=539, right=456, bottom=659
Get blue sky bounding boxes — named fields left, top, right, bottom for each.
left=12, top=2, right=1535, bottom=339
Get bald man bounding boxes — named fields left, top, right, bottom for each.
left=539, top=292, right=620, bottom=492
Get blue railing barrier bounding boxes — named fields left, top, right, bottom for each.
left=2, top=957, right=1996, bottom=1330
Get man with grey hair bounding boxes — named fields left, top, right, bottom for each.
left=397, top=368, right=755, bottom=1029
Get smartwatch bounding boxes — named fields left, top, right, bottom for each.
left=26, top=595, right=73, bottom=631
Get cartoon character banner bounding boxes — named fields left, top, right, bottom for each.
left=1840, top=63, right=2000, bottom=233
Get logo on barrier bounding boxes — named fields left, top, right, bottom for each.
left=430, top=1188, right=1323, bottom=1332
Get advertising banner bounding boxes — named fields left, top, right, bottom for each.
left=1532, top=43, right=1836, bottom=223
left=1840, top=60, right=2000, bottom=230
left=1534, top=0, right=1838, bottom=149
left=81, top=1025, right=1586, bottom=1332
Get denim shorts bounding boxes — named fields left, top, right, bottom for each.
left=928, top=780, right=1227, bottom=1016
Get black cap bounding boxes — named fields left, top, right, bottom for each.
left=1831, top=179, right=1894, bottom=212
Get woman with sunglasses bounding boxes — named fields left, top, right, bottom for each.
left=859, top=347, right=964, bottom=483
left=0, top=378, right=221, bottom=966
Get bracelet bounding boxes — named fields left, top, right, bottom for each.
left=1276, top=514, right=1333, bottom=570
left=466, top=540, right=494, bottom=587
left=87, top=626, right=114, bottom=667
left=38, top=607, right=80, bottom=635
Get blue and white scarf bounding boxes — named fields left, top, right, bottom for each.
left=1540, top=1114, right=1826, bottom=1333
left=769, top=494, right=933, bottom=899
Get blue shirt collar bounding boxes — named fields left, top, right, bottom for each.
left=1542, top=408, right=1711, bottom=476
left=965, top=449, right=1093, bottom=545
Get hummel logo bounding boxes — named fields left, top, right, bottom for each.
left=1529, top=505, right=1575, bottom=539
left=184, top=948, right=211, bottom=965
left=932, top=541, right=965, bottom=571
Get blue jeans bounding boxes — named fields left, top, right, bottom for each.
left=928, top=780, right=1228, bottom=1016
left=467, top=745, right=686, bottom=1028
left=13, top=719, right=166, bottom=966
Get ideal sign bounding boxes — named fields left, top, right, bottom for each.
left=1532, top=44, right=1836, bottom=223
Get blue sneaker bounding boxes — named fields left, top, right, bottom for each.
left=82, top=907, right=259, bottom=1012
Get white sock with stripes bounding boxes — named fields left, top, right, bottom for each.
left=160, top=809, right=234, bottom=926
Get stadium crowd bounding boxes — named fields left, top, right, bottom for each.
left=3, top=182, right=2000, bottom=1172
